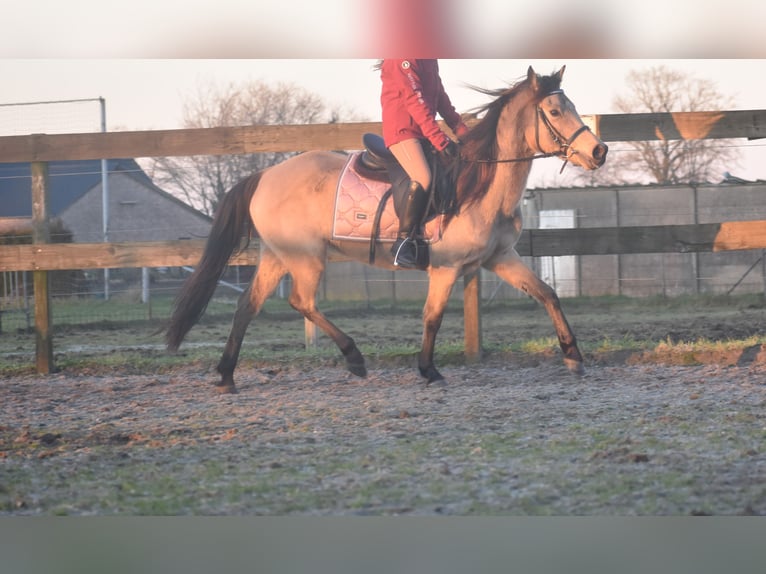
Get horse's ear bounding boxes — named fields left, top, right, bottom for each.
left=556, top=65, right=566, bottom=83
left=527, top=66, right=538, bottom=92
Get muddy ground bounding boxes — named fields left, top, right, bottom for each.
left=1, top=296, right=765, bottom=515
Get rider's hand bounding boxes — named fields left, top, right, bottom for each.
left=439, top=140, right=459, bottom=165
left=454, top=122, right=469, bottom=142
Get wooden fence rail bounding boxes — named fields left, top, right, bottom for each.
left=0, top=110, right=763, bottom=163
left=4, top=221, right=766, bottom=272
left=1, top=109, right=764, bottom=373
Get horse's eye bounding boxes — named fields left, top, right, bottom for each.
left=549, top=109, right=561, bottom=118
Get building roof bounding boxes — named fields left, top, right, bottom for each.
left=0, top=158, right=165, bottom=218
left=529, top=175, right=766, bottom=192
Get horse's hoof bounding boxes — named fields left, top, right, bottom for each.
left=564, top=358, right=585, bottom=376
left=215, top=384, right=238, bottom=394
left=425, top=377, right=448, bottom=389
left=419, top=366, right=445, bottom=386
left=347, top=362, right=367, bottom=378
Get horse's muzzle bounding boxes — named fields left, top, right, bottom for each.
left=592, top=142, right=608, bottom=167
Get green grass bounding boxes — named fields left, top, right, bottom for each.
left=1, top=292, right=764, bottom=376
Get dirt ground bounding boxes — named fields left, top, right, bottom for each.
left=1, top=296, right=765, bottom=515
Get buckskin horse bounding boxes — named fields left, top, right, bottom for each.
left=165, top=66, right=608, bottom=393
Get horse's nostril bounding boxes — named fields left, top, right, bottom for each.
left=593, top=143, right=608, bottom=164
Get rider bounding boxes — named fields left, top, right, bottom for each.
left=379, top=59, right=469, bottom=268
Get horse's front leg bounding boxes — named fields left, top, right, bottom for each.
left=419, top=267, right=460, bottom=384
left=288, top=257, right=367, bottom=378
left=487, top=251, right=585, bottom=375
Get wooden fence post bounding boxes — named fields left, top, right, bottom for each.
left=31, top=161, right=54, bottom=374
left=463, top=270, right=482, bottom=362
left=304, top=318, right=317, bottom=350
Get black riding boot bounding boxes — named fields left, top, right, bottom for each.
left=391, top=180, right=428, bottom=268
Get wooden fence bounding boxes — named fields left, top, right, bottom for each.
left=2, top=110, right=766, bottom=373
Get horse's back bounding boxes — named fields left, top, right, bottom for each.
left=250, top=151, right=347, bottom=249
left=259, top=149, right=346, bottom=188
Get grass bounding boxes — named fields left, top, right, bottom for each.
left=1, top=292, right=764, bottom=376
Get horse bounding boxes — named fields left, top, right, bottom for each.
left=164, top=65, right=608, bottom=393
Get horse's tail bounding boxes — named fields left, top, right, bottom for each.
left=165, top=173, right=261, bottom=351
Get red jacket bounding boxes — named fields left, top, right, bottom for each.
left=380, top=59, right=466, bottom=151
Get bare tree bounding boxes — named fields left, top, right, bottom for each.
left=569, top=65, right=740, bottom=187
left=149, top=80, right=358, bottom=215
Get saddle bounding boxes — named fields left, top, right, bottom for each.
left=358, top=133, right=400, bottom=175
left=361, top=133, right=458, bottom=216
left=331, top=134, right=456, bottom=265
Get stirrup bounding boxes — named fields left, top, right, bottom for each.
left=391, top=237, right=419, bottom=268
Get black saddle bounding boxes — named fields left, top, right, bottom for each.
left=359, top=133, right=396, bottom=173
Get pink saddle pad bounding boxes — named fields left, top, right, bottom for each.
left=332, top=153, right=441, bottom=243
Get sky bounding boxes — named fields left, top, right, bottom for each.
left=1, top=1, right=765, bottom=187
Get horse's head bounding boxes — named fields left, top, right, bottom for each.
left=526, top=66, right=608, bottom=170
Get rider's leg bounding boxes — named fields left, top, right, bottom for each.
left=388, top=139, right=432, bottom=268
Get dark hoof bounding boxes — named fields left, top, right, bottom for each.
left=419, top=365, right=445, bottom=386
left=214, top=384, right=238, bottom=394
left=423, top=378, right=448, bottom=390
left=564, top=358, right=585, bottom=376
left=347, top=361, right=367, bottom=378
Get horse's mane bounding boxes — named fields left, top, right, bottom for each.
left=454, top=70, right=563, bottom=210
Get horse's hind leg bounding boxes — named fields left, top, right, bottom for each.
left=287, top=259, right=367, bottom=378
left=488, top=252, right=585, bottom=375
left=216, top=251, right=287, bottom=393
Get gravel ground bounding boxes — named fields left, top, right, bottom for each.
left=2, top=348, right=765, bottom=515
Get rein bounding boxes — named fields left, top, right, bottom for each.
left=465, top=89, right=592, bottom=174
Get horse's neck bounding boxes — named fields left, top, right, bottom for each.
left=482, top=104, right=534, bottom=219
left=486, top=164, right=531, bottom=221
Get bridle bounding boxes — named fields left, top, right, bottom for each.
left=469, top=89, right=592, bottom=173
